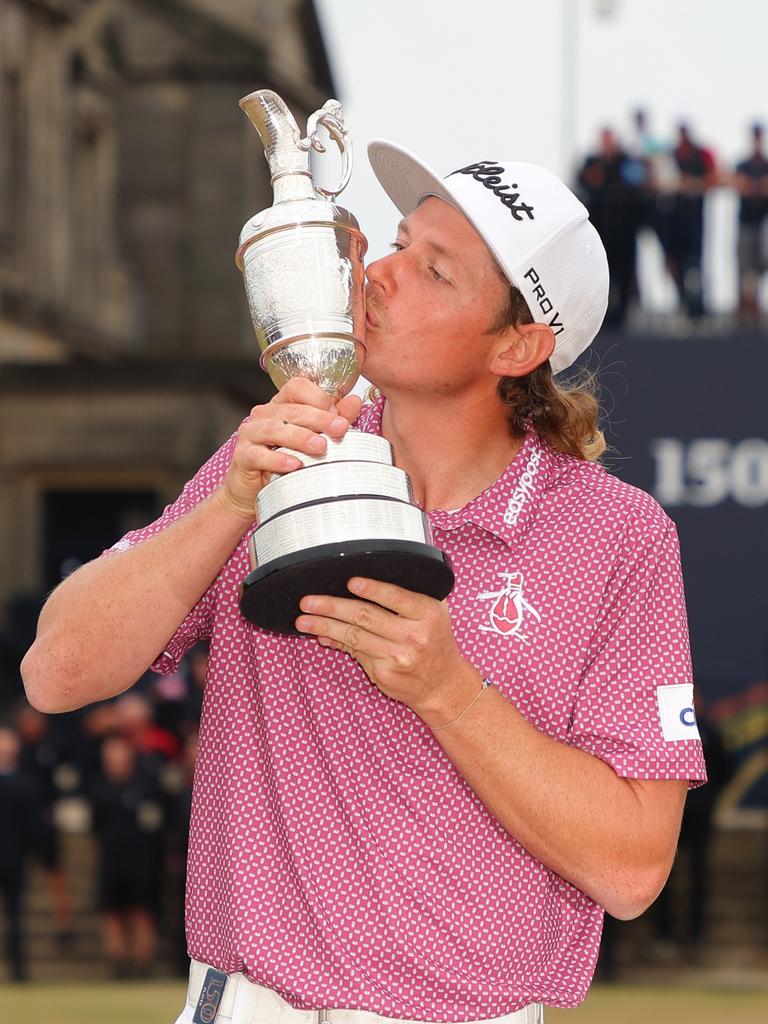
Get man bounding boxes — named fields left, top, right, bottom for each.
left=734, top=122, right=768, bottom=324
left=22, top=143, right=706, bottom=1023
left=577, top=127, right=643, bottom=326
left=627, top=109, right=678, bottom=306
left=0, top=726, right=40, bottom=983
left=669, top=123, right=718, bottom=319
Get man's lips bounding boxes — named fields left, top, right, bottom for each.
left=365, top=305, right=379, bottom=328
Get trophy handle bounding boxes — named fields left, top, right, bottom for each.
left=301, top=100, right=352, bottom=200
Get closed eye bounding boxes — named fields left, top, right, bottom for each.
left=388, top=242, right=451, bottom=284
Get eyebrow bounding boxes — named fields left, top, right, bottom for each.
left=396, top=219, right=468, bottom=276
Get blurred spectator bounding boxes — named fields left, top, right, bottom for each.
left=629, top=108, right=676, bottom=189
left=151, top=669, right=189, bottom=738
left=165, top=730, right=198, bottom=975
left=653, top=711, right=731, bottom=953
left=669, top=122, right=718, bottom=318
left=178, top=644, right=209, bottom=738
left=0, top=726, right=40, bottom=982
left=577, top=127, right=644, bottom=326
left=734, top=122, right=768, bottom=325
left=628, top=109, right=679, bottom=284
left=15, top=705, right=75, bottom=948
left=84, top=692, right=180, bottom=775
left=115, top=692, right=181, bottom=765
left=627, top=108, right=659, bottom=234
left=90, top=735, right=165, bottom=978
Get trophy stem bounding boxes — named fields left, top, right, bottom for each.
left=260, top=335, right=365, bottom=400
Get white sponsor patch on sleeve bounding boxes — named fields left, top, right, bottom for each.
left=657, top=683, right=701, bottom=742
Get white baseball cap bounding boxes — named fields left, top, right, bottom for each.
left=367, top=141, right=609, bottom=375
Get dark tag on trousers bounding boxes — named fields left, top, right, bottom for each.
left=192, top=967, right=228, bottom=1024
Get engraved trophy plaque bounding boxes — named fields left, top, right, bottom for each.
left=236, top=90, right=454, bottom=634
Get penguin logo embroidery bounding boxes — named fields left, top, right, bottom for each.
left=477, top=571, right=541, bottom=643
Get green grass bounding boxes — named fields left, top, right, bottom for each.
left=1, top=982, right=767, bottom=1024
left=548, top=985, right=768, bottom=1023
left=0, top=980, right=186, bottom=1024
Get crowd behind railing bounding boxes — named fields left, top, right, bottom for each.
left=574, top=112, right=768, bottom=328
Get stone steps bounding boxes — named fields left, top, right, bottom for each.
left=0, top=830, right=180, bottom=982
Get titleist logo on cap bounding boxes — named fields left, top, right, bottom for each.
left=449, top=162, right=535, bottom=222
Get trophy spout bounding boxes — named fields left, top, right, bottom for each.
left=239, top=90, right=299, bottom=150
left=239, top=90, right=313, bottom=201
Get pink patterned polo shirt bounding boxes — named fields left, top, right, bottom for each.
left=108, top=395, right=706, bottom=1020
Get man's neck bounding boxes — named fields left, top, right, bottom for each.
left=379, top=390, right=523, bottom=512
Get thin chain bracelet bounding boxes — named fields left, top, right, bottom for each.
left=430, top=678, right=495, bottom=732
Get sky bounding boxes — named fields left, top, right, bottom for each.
left=314, top=0, right=768, bottom=310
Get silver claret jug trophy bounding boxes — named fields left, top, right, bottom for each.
left=236, top=90, right=454, bottom=633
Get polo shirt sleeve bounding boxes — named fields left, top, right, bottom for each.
left=102, top=431, right=238, bottom=675
left=567, top=510, right=707, bottom=785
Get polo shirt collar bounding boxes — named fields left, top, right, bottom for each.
left=428, top=431, right=550, bottom=549
left=365, top=395, right=552, bottom=550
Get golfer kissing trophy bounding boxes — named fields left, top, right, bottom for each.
left=236, top=89, right=454, bottom=634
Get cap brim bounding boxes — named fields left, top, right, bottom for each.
left=367, top=140, right=456, bottom=219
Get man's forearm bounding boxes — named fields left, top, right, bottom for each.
left=427, top=675, right=686, bottom=920
left=21, top=489, right=251, bottom=713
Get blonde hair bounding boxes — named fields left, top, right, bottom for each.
left=498, top=363, right=606, bottom=462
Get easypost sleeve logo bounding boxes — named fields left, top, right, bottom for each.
left=656, top=684, right=701, bottom=742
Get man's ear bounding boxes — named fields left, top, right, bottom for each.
left=490, top=323, right=556, bottom=379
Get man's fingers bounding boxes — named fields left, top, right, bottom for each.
left=271, top=377, right=335, bottom=410
left=298, top=593, right=411, bottom=639
left=335, top=393, right=363, bottom=424
left=244, top=444, right=303, bottom=476
left=250, top=401, right=347, bottom=436
left=345, top=577, right=435, bottom=620
left=272, top=376, right=361, bottom=429
left=245, top=417, right=330, bottom=457
left=296, top=612, right=396, bottom=661
left=244, top=408, right=348, bottom=453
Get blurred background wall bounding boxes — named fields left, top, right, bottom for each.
left=0, top=0, right=337, bottom=676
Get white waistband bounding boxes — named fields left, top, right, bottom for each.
left=182, top=960, right=542, bottom=1024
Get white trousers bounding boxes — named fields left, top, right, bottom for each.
left=174, top=960, right=543, bottom=1024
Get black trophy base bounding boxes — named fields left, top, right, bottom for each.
left=240, top=539, right=455, bottom=635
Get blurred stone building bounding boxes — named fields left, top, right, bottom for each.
left=0, top=0, right=336, bottom=695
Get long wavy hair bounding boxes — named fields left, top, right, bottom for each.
left=490, top=285, right=606, bottom=462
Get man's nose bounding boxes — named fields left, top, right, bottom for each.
left=365, top=251, right=398, bottom=293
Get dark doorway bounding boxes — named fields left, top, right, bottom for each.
left=43, top=489, right=160, bottom=590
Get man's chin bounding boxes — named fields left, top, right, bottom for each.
left=356, top=351, right=383, bottom=393
left=362, top=321, right=379, bottom=344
